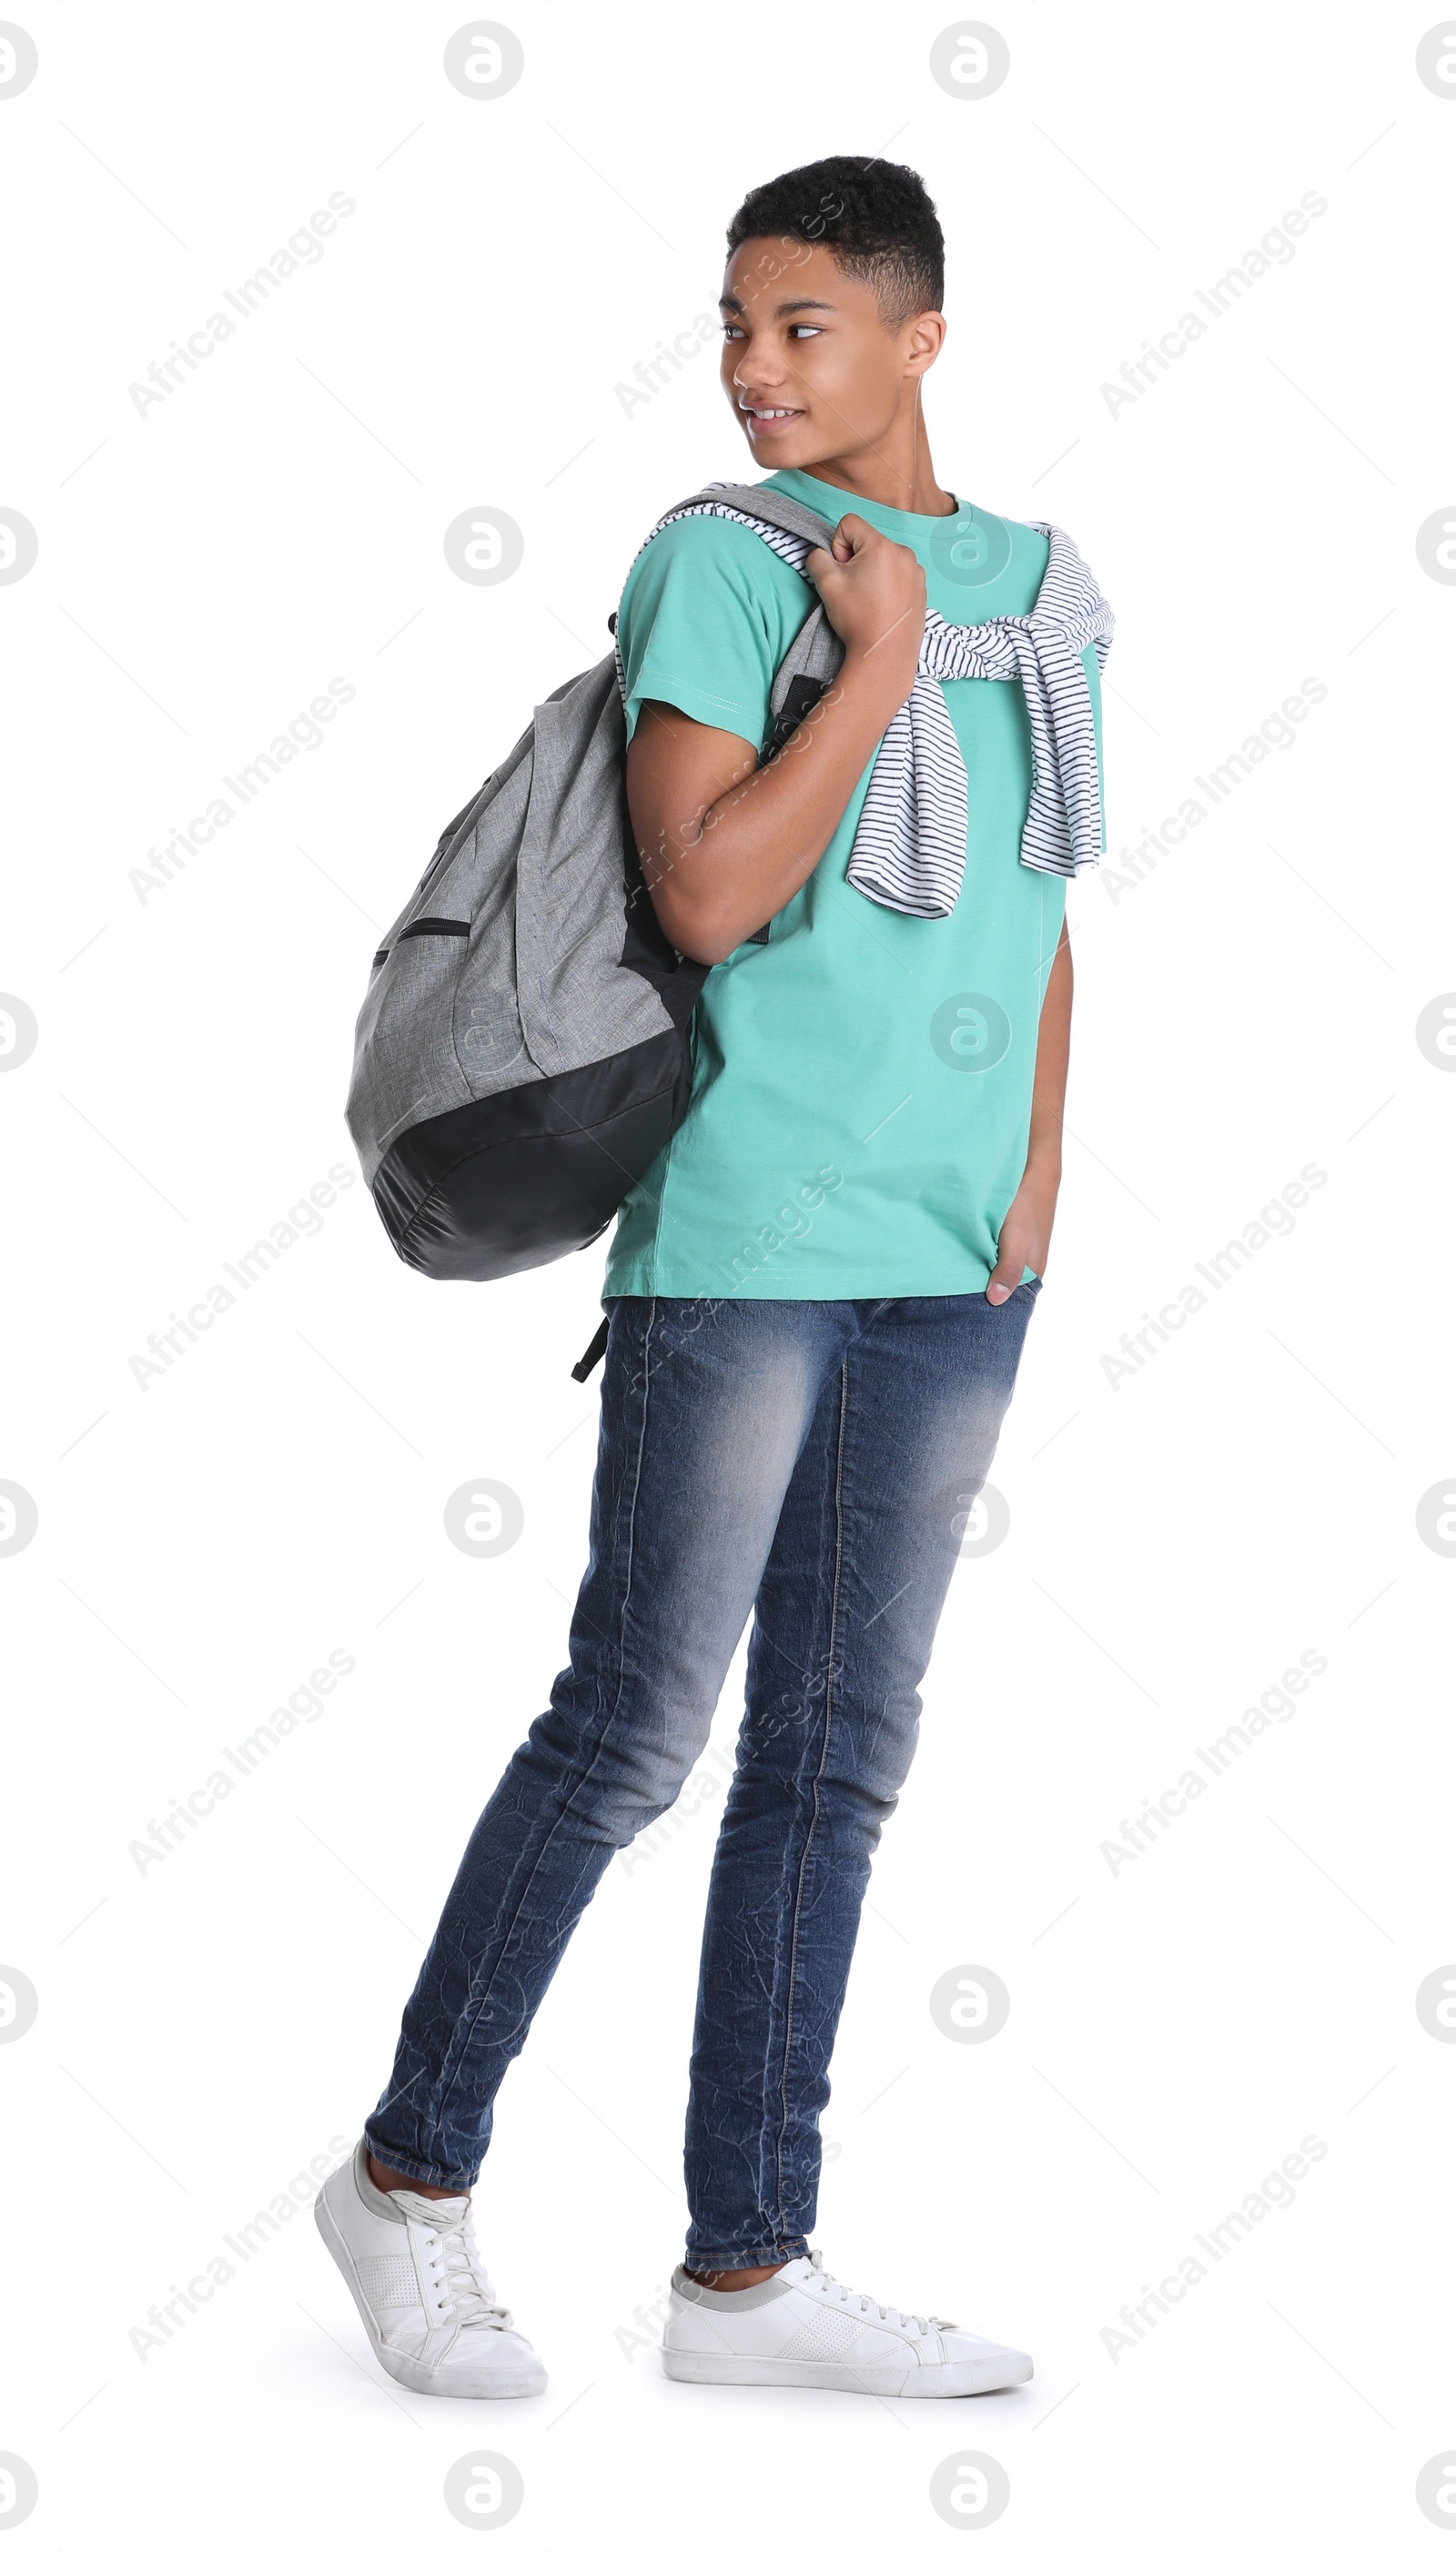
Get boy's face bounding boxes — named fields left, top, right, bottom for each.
left=719, top=237, right=941, bottom=471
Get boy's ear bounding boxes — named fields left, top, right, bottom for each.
left=904, top=309, right=947, bottom=374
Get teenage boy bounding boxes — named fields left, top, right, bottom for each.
left=318, top=156, right=1111, bottom=2400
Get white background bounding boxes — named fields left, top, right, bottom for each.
left=3, top=2, right=1455, bottom=2543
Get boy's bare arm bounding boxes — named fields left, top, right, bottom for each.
left=986, top=918, right=1071, bottom=1303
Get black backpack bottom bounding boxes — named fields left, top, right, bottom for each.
left=369, top=1028, right=693, bottom=1281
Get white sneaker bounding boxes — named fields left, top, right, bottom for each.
left=662, top=2251, right=1032, bottom=2397
left=314, top=2141, right=546, bottom=2398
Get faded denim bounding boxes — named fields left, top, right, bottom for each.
left=366, top=1284, right=1039, bottom=2269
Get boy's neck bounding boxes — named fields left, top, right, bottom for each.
left=786, top=415, right=956, bottom=520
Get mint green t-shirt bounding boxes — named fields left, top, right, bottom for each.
left=602, top=468, right=1104, bottom=1301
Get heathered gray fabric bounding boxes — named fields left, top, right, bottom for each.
left=769, top=600, right=846, bottom=722
left=345, top=484, right=841, bottom=1186
left=670, top=2264, right=796, bottom=2311
left=664, top=481, right=838, bottom=548
left=513, top=659, right=674, bottom=1079
left=351, top=2142, right=410, bottom=2222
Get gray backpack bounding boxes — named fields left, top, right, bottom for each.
left=345, top=479, right=844, bottom=1337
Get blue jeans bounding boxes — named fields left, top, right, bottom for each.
left=366, top=1284, right=1040, bottom=2269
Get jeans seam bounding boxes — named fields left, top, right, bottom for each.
left=770, top=1355, right=847, bottom=2238
left=425, top=1300, right=659, bottom=2146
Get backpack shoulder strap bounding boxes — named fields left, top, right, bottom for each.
left=651, top=478, right=846, bottom=727
left=658, top=479, right=839, bottom=552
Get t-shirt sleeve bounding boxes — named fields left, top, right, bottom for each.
left=614, top=512, right=812, bottom=754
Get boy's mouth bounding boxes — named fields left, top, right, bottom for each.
left=739, top=402, right=805, bottom=436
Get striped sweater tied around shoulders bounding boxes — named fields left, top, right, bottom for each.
left=630, top=491, right=1114, bottom=920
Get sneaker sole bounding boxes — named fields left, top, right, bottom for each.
left=662, top=2348, right=1033, bottom=2397
left=313, top=2186, right=547, bottom=2399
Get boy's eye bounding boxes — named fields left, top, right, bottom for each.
left=721, top=321, right=823, bottom=341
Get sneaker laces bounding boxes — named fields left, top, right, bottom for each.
left=804, top=2250, right=949, bottom=2338
left=392, top=2190, right=514, bottom=2331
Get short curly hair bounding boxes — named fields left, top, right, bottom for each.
left=726, top=156, right=945, bottom=328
